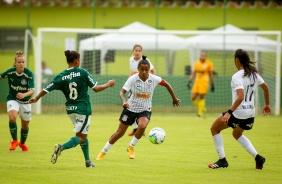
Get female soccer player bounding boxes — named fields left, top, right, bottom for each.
left=0, top=51, right=35, bottom=152
left=29, top=50, right=115, bottom=168
left=128, top=44, right=156, bottom=136
left=96, top=56, right=180, bottom=160
left=208, top=49, right=270, bottom=169
left=187, top=52, right=214, bottom=117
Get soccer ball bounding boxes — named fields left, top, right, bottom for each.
left=148, top=127, right=166, bottom=144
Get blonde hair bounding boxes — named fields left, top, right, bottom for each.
left=14, top=50, right=24, bottom=61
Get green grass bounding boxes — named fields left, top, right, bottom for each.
left=0, top=113, right=281, bottom=184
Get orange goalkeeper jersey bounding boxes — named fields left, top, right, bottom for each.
left=193, top=60, right=213, bottom=83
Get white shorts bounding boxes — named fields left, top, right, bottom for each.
left=68, top=113, right=91, bottom=134
left=7, top=100, right=32, bottom=121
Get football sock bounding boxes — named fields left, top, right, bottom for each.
left=198, top=99, right=205, bottom=116
left=80, top=138, right=90, bottom=161
left=20, top=128, right=29, bottom=144
left=102, top=141, right=113, bottom=153
left=237, top=135, right=258, bottom=158
left=9, top=122, right=17, bottom=140
left=192, top=99, right=199, bottom=108
left=62, top=136, right=80, bottom=150
left=213, top=133, right=225, bottom=159
left=129, top=136, right=139, bottom=147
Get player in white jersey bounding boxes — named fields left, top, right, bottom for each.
left=0, top=51, right=35, bottom=152
left=208, top=49, right=271, bottom=170
left=128, top=44, right=157, bottom=136
left=96, top=56, right=180, bottom=160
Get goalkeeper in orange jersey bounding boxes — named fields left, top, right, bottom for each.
left=187, top=52, right=215, bottom=117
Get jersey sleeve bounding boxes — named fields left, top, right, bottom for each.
left=256, top=73, right=265, bottom=85
left=231, top=74, right=244, bottom=90
left=0, top=68, right=11, bottom=79
left=43, top=75, right=61, bottom=93
left=123, top=74, right=135, bottom=91
left=84, top=69, right=97, bottom=88
left=28, top=71, right=35, bottom=90
left=208, top=60, right=214, bottom=72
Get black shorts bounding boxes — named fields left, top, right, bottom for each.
left=222, top=111, right=255, bottom=130
left=119, top=108, right=152, bottom=126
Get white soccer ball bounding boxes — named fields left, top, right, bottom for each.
left=148, top=127, right=166, bottom=144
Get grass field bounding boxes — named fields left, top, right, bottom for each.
left=0, top=113, right=281, bottom=184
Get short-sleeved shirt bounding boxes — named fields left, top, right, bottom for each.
left=0, top=67, right=35, bottom=103
left=44, top=67, right=97, bottom=115
left=129, top=56, right=155, bottom=75
left=231, top=70, right=264, bottom=119
left=123, top=73, right=162, bottom=113
left=193, top=60, right=213, bottom=83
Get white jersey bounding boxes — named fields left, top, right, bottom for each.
left=129, top=56, right=155, bottom=73
left=231, top=69, right=264, bottom=119
left=123, top=73, right=162, bottom=113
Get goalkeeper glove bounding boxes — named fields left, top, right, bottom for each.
left=187, top=80, right=192, bottom=90
left=211, top=83, right=215, bottom=92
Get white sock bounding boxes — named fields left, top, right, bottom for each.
left=213, top=134, right=225, bottom=159
left=129, top=136, right=139, bottom=147
left=102, top=141, right=112, bottom=153
left=237, top=135, right=258, bottom=158
left=133, top=121, right=138, bottom=129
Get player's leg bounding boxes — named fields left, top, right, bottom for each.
left=97, top=122, right=129, bottom=160
left=127, top=111, right=151, bottom=159
left=18, top=103, right=31, bottom=152
left=198, top=83, right=209, bottom=117
left=233, top=119, right=265, bottom=169
left=128, top=121, right=138, bottom=136
left=7, top=100, right=20, bottom=151
left=208, top=114, right=229, bottom=169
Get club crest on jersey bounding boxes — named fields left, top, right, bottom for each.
left=148, top=80, right=152, bottom=83
left=122, top=115, right=128, bottom=122
left=21, top=79, right=27, bottom=85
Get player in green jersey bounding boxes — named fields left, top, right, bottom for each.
left=29, top=50, right=115, bottom=168
left=0, top=51, right=35, bottom=152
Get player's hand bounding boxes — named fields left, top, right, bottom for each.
left=16, top=93, right=25, bottom=99
left=187, top=81, right=192, bottom=90
left=221, top=112, right=231, bottom=124
left=262, top=105, right=271, bottom=116
left=29, top=97, right=38, bottom=104
left=122, top=102, right=129, bottom=108
left=211, top=83, right=215, bottom=92
left=108, top=80, right=115, bottom=87
left=173, top=99, right=180, bottom=107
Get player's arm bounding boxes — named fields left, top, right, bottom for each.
left=209, top=70, right=215, bottom=92
left=159, top=80, right=180, bottom=107
left=93, top=80, right=115, bottom=92
left=16, top=89, right=35, bottom=100
left=120, top=88, right=129, bottom=108
left=29, top=90, right=47, bottom=103
left=187, top=70, right=196, bottom=89
left=260, top=82, right=271, bottom=115
left=150, top=68, right=157, bottom=75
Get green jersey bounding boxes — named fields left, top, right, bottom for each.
left=44, top=67, right=97, bottom=115
left=0, top=67, right=35, bottom=103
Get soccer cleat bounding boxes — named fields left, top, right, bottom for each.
left=85, top=160, right=96, bottom=168
left=96, top=152, right=106, bottom=160
left=127, top=146, right=135, bottom=159
left=51, top=144, right=62, bottom=164
left=255, top=154, right=265, bottom=169
left=9, top=140, right=19, bottom=151
left=19, top=143, right=29, bottom=152
left=208, top=157, right=229, bottom=169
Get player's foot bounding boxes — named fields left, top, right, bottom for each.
left=51, top=144, right=62, bottom=164
left=19, top=143, right=29, bottom=152
left=85, top=160, right=96, bottom=168
left=127, top=146, right=135, bottom=159
left=96, top=152, right=106, bottom=160
left=255, top=154, right=265, bottom=169
left=208, top=157, right=229, bottom=169
left=9, top=140, right=19, bottom=151
left=196, top=114, right=202, bottom=118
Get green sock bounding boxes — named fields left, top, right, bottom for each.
left=80, top=138, right=90, bottom=161
left=9, top=122, right=17, bottom=140
left=62, top=136, right=80, bottom=150
left=20, top=128, right=29, bottom=144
